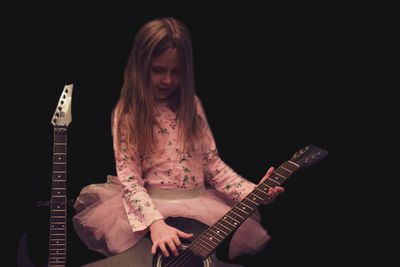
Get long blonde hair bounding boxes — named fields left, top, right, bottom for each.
left=112, top=17, right=201, bottom=156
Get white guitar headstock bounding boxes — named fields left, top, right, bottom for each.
left=51, top=84, right=73, bottom=127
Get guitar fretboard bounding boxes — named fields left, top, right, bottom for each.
left=49, top=126, right=68, bottom=267
left=188, top=160, right=300, bottom=259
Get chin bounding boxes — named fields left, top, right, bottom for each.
left=156, top=89, right=178, bottom=100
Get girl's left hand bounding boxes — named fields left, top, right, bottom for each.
left=259, top=166, right=285, bottom=205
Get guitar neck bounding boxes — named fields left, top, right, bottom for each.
left=48, top=126, right=68, bottom=267
left=188, top=160, right=300, bottom=259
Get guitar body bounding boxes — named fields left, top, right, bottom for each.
left=83, top=217, right=243, bottom=267
left=17, top=233, right=43, bottom=267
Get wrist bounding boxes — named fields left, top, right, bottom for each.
left=149, top=218, right=164, bottom=230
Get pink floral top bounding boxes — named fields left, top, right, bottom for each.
left=113, top=96, right=256, bottom=232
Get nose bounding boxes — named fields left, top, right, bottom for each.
left=161, top=72, right=173, bottom=86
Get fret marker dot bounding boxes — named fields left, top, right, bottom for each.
left=242, top=207, right=246, bottom=209
left=58, top=157, right=61, bottom=160
left=209, top=237, right=213, bottom=240
left=57, top=192, right=60, bottom=194
left=234, top=223, right=237, bottom=225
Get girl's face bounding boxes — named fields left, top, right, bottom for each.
left=150, top=47, right=183, bottom=101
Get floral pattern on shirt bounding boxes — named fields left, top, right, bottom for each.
left=113, top=96, right=256, bottom=232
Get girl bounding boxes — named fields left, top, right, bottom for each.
left=73, top=17, right=284, bottom=262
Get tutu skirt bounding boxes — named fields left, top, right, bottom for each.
left=73, top=175, right=270, bottom=259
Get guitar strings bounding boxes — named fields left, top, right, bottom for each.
left=163, top=238, right=202, bottom=267
left=163, top=180, right=276, bottom=266
left=162, top=165, right=294, bottom=266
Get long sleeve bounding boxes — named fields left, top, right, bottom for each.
left=113, top=124, right=163, bottom=232
left=195, top=97, right=256, bottom=202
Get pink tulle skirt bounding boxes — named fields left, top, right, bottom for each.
left=73, top=175, right=270, bottom=259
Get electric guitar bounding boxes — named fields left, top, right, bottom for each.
left=83, top=144, right=328, bottom=267
left=17, top=84, right=74, bottom=267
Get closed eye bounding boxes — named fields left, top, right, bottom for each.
left=172, top=68, right=182, bottom=75
left=151, top=67, right=165, bottom=74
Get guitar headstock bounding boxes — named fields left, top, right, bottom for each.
left=290, top=144, right=328, bottom=170
left=51, top=84, right=73, bottom=127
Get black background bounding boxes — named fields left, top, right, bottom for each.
left=4, top=2, right=390, bottom=267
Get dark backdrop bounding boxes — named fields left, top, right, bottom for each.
left=5, top=3, right=384, bottom=267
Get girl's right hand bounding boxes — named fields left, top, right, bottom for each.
left=149, top=219, right=193, bottom=257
